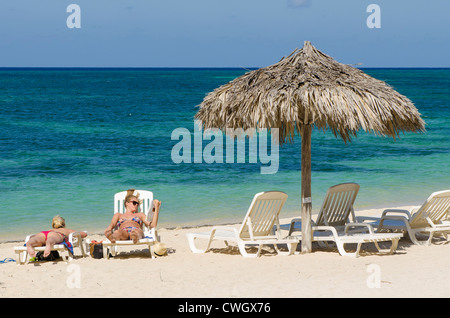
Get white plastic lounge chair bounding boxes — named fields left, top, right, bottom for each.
left=287, top=183, right=360, bottom=232
left=287, top=183, right=403, bottom=257
left=14, top=231, right=88, bottom=265
left=309, top=223, right=402, bottom=257
left=357, top=190, right=450, bottom=245
left=102, top=190, right=159, bottom=259
left=186, top=191, right=298, bottom=258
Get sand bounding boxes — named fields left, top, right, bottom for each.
left=1, top=205, right=450, bottom=299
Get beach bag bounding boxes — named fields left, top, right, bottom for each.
left=89, top=241, right=103, bottom=259
left=36, top=250, right=60, bottom=261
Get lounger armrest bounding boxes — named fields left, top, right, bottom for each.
left=379, top=214, right=410, bottom=223
left=288, top=218, right=317, bottom=235
left=24, top=235, right=33, bottom=243
left=312, top=226, right=340, bottom=238
left=344, top=223, right=375, bottom=234
left=410, top=206, right=421, bottom=214
left=287, top=218, right=301, bottom=234
left=354, top=216, right=380, bottom=222
left=68, top=231, right=83, bottom=244
left=381, top=209, right=412, bottom=219
left=289, top=218, right=317, bottom=225
left=210, top=226, right=240, bottom=236
left=143, top=226, right=158, bottom=241
left=77, top=230, right=88, bottom=238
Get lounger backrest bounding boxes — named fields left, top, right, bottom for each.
left=410, top=190, right=450, bottom=227
left=114, top=190, right=154, bottom=222
left=315, top=183, right=360, bottom=227
left=238, top=191, right=288, bottom=239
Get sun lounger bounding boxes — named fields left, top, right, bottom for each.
left=187, top=191, right=298, bottom=258
left=14, top=231, right=87, bottom=265
left=357, top=190, right=450, bottom=245
left=287, top=183, right=360, bottom=232
left=101, top=190, right=160, bottom=259
left=310, top=223, right=402, bottom=257
left=287, top=183, right=403, bottom=257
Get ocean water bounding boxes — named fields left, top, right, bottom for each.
left=0, top=68, right=448, bottom=242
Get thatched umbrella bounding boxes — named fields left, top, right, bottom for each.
left=195, top=41, right=425, bottom=253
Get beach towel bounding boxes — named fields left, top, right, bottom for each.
left=62, top=238, right=74, bottom=255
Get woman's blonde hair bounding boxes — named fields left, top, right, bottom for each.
left=52, top=215, right=66, bottom=229
left=124, top=188, right=142, bottom=204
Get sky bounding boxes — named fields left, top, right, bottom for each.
left=0, top=0, right=449, bottom=68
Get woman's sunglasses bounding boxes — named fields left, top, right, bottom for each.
left=130, top=201, right=140, bottom=206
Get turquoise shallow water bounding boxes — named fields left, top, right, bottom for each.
left=0, top=68, right=448, bottom=242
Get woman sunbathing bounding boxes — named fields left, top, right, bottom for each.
left=104, top=189, right=161, bottom=243
left=26, top=215, right=87, bottom=258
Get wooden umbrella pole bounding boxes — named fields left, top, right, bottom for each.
left=301, top=124, right=312, bottom=253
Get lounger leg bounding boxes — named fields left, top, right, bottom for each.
left=148, top=244, right=155, bottom=259
left=335, top=242, right=361, bottom=258
left=288, top=242, right=298, bottom=255
left=438, top=232, right=450, bottom=243
left=84, top=241, right=89, bottom=257
left=111, top=245, right=118, bottom=257
left=186, top=234, right=205, bottom=253
left=61, top=250, right=70, bottom=263
left=373, top=239, right=399, bottom=254
left=186, top=234, right=214, bottom=254
left=237, top=242, right=261, bottom=258
left=273, top=243, right=298, bottom=256
left=103, top=246, right=110, bottom=259
left=15, top=250, right=27, bottom=265
left=409, top=230, right=433, bottom=246
left=78, top=241, right=87, bottom=258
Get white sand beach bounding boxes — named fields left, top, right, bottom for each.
left=1, top=205, right=450, bottom=299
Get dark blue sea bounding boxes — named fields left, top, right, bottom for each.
left=0, top=68, right=448, bottom=242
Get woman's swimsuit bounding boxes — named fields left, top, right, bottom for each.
left=116, top=216, right=143, bottom=235
left=40, top=230, right=65, bottom=241
left=116, top=216, right=143, bottom=228
left=40, top=231, right=52, bottom=240
left=122, top=226, right=139, bottom=233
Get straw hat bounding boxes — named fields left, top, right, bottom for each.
left=153, top=242, right=167, bottom=257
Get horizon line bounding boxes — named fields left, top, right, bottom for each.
left=0, top=66, right=449, bottom=70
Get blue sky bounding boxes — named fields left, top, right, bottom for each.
left=1, top=0, right=449, bottom=67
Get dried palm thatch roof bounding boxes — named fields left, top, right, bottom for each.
left=195, top=41, right=425, bottom=143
